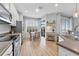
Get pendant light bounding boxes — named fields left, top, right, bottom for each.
left=73, top=3, right=78, bottom=18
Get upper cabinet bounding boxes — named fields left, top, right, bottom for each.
left=10, top=4, right=19, bottom=26
left=0, top=4, right=12, bottom=24
left=1, top=3, right=10, bottom=11
left=2, top=3, right=19, bottom=26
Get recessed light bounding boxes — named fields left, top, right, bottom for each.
left=25, top=10, right=28, bottom=13
left=36, top=6, right=43, bottom=12
left=36, top=8, right=39, bottom=12
left=54, top=3, right=58, bottom=7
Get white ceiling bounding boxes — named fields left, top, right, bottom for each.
left=14, top=3, right=79, bottom=18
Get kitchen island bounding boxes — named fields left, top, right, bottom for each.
left=57, top=35, right=79, bottom=56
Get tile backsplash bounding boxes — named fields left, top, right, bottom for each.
left=0, top=24, right=11, bottom=34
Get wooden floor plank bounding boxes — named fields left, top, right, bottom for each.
left=21, top=38, right=58, bottom=56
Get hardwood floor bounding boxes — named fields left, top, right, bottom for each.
left=21, top=37, right=58, bottom=56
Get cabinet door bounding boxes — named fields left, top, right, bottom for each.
left=2, top=3, right=9, bottom=11
left=2, top=45, right=13, bottom=56
left=0, top=4, right=11, bottom=23
left=14, top=36, right=21, bottom=56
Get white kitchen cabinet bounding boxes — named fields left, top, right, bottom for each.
left=58, top=46, right=78, bottom=56
left=2, top=3, right=19, bottom=26
left=2, top=44, right=13, bottom=56
left=2, top=3, right=10, bottom=11
left=0, top=4, right=11, bottom=24
left=10, top=4, right=19, bottom=26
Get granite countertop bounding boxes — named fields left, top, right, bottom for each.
left=57, top=35, right=79, bottom=55
left=8, top=33, right=20, bottom=36
left=0, top=41, right=12, bottom=56
left=0, top=33, right=20, bottom=42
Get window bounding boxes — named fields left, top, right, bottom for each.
left=26, top=19, right=40, bottom=32
left=61, top=17, right=72, bottom=33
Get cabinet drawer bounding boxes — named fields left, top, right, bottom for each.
left=2, top=44, right=12, bottom=56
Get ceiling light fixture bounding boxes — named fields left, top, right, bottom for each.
left=73, top=3, right=78, bottom=18
left=36, top=6, right=43, bottom=12
left=54, top=3, right=58, bottom=7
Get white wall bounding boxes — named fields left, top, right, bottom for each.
left=56, top=14, right=61, bottom=34
left=0, top=24, right=11, bottom=34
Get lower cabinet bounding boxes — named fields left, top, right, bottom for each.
left=58, top=46, right=78, bottom=56
left=13, top=35, right=21, bottom=56
left=2, top=44, right=13, bottom=56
